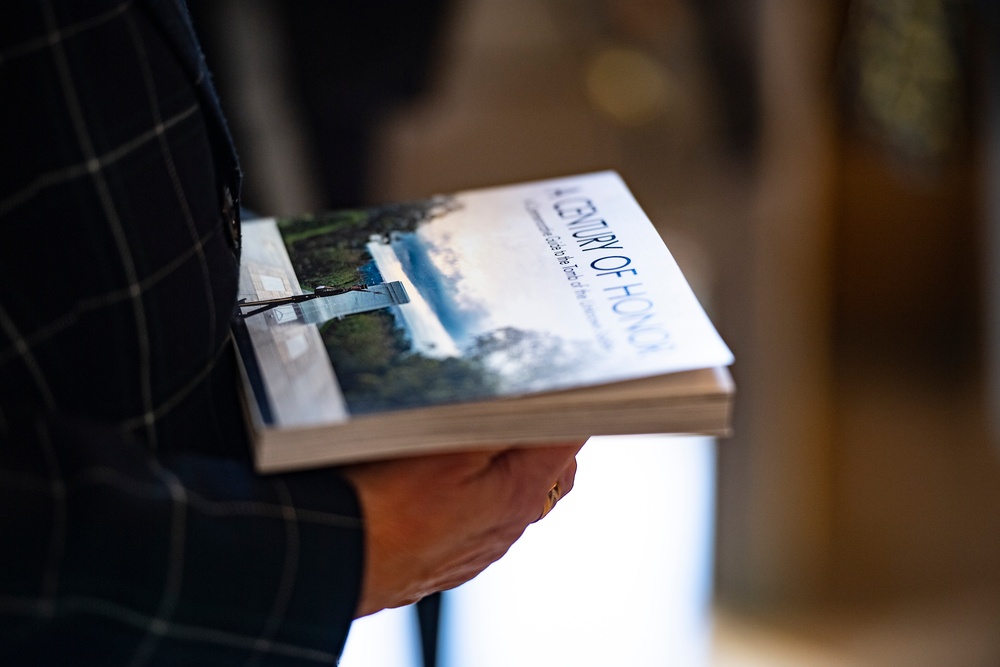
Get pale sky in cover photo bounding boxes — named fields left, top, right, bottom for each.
left=367, top=196, right=592, bottom=361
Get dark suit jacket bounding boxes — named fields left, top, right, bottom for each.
left=0, top=1, right=363, bottom=664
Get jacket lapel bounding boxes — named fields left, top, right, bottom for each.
left=134, top=0, right=243, bottom=230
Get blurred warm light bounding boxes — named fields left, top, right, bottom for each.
left=585, top=47, right=672, bottom=126
left=847, top=0, right=965, bottom=161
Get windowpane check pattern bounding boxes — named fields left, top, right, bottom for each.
left=1, top=2, right=364, bottom=664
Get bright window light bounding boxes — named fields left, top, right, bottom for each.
left=342, top=435, right=716, bottom=667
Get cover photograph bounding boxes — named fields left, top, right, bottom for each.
left=234, top=171, right=734, bottom=469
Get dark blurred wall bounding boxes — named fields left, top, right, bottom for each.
left=188, top=0, right=454, bottom=210
left=833, top=0, right=982, bottom=376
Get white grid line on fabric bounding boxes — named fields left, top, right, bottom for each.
left=244, top=479, right=302, bottom=667
left=114, top=336, right=228, bottom=433
left=0, top=302, right=55, bottom=409
left=0, top=1, right=132, bottom=64
left=0, top=223, right=215, bottom=370
left=124, top=9, right=219, bottom=354
left=1, top=464, right=362, bottom=529
left=0, top=103, right=199, bottom=218
left=127, top=462, right=190, bottom=667
left=43, top=0, right=156, bottom=448
left=35, top=418, right=67, bottom=618
left=0, top=594, right=338, bottom=664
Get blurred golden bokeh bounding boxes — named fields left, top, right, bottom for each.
left=585, top=47, right=673, bottom=126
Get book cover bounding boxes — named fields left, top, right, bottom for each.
left=235, top=171, right=734, bottom=470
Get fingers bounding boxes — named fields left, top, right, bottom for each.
left=346, top=440, right=587, bottom=617
left=555, top=454, right=578, bottom=496
left=488, top=440, right=585, bottom=488
left=532, top=455, right=577, bottom=523
left=482, top=441, right=584, bottom=524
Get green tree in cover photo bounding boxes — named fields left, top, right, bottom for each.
left=277, top=196, right=459, bottom=292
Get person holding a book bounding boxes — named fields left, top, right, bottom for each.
left=0, top=2, right=581, bottom=663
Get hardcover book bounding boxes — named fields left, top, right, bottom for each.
left=234, top=172, right=734, bottom=472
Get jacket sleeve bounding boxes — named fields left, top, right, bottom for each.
left=0, top=2, right=365, bottom=662
left=0, top=403, right=364, bottom=666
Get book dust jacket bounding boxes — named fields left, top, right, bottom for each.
left=236, top=172, right=732, bottom=430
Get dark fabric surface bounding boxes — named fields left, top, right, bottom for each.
left=0, top=1, right=363, bottom=663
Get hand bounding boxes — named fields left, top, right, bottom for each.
left=340, top=442, right=584, bottom=618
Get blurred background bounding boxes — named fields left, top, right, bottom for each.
left=189, top=0, right=1000, bottom=664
